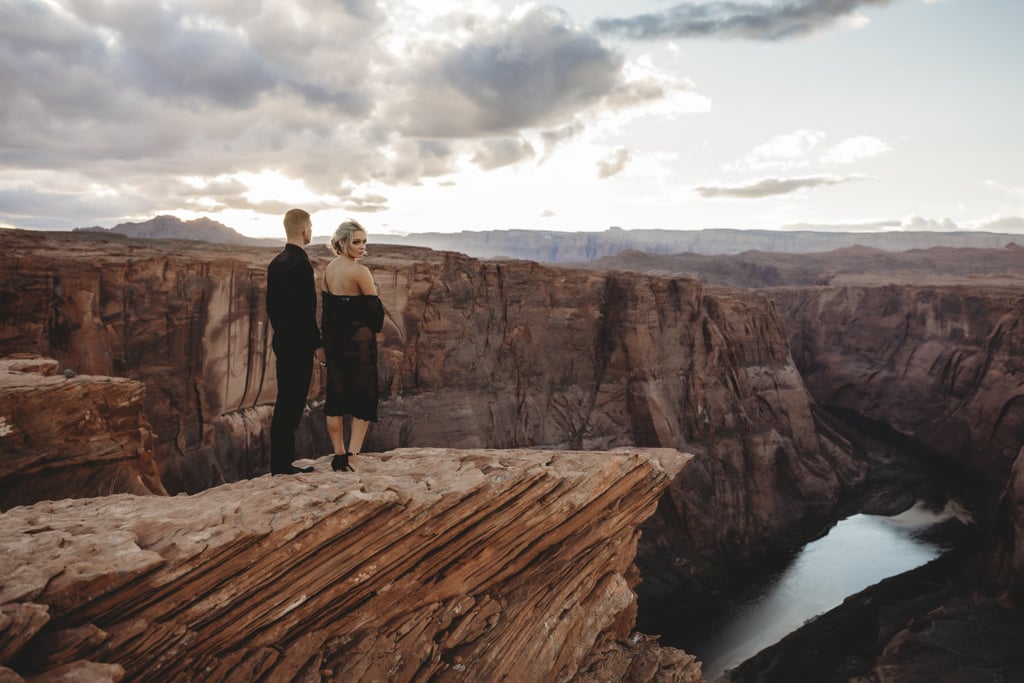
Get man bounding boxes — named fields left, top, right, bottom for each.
left=266, top=208, right=324, bottom=474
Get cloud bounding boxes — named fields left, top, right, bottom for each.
left=728, top=130, right=891, bottom=170
left=540, top=120, right=586, bottom=159
left=820, top=135, right=891, bottom=164
left=597, top=147, right=631, bottom=178
left=780, top=219, right=902, bottom=232
left=974, top=216, right=1024, bottom=234
left=695, top=175, right=861, bottom=198
left=386, top=8, right=625, bottom=137
left=727, top=129, right=826, bottom=171
left=0, top=184, right=155, bottom=229
left=471, top=138, right=536, bottom=171
left=900, top=215, right=958, bottom=230
left=2, top=1, right=700, bottom=229
left=594, top=0, right=894, bottom=41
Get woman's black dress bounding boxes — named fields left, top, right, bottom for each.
left=321, top=292, right=384, bottom=421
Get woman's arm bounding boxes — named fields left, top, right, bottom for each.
left=355, top=265, right=378, bottom=295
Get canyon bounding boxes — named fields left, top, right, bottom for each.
left=573, top=242, right=1024, bottom=680
left=1, top=226, right=1022, bottom=680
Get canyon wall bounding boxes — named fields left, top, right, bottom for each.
left=0, top=229, right=866, bottom=597
left=772, top=284, right=1024, bottom=480
left=0, top=230, right=326, bottom=494
left=0, top=448, right=702, bottom=683
left=0, top=357, right=165, bottom=510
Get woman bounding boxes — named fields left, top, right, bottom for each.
left=321, top=219, right=384, bottom=472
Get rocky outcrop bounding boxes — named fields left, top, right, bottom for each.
left=0, top=448, right=703, bottom=683
left=0, top=229, right=326, bottom=494
left=0, top=357, right=165, bottom=510
left=988, top=446, right=1024, bottom=604
left=772, top=284, right=1024, bottom=479
left=0, top=228, right=867, bottom=609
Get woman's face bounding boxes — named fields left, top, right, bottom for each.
left=347, top=230, right=368, bottom=260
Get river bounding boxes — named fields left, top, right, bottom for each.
left=680, top=499, right=973, bottom=681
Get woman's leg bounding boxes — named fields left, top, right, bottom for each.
left=326, top=414, right=346, bottom=455
left=349, top=417, right=370, bottom=455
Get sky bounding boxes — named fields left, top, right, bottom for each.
left=2, top=0, right=1022, bottom=239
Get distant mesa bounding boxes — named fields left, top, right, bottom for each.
left=70, top=215, right=1024, bottom=261
left=74, top=215, right=277, bottom=246
left=373, top=226, right=1024, bottom=261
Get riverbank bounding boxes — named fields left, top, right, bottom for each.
left=717, top=535, right=1024, bottom=682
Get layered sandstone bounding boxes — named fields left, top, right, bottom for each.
left=0, top=357, right=165, bottom=510
left=772, top=284, right=1024, bottom=478
left=0, top=448, right=702, bottom=683
left=0, top=229, right=864, bottom=561
left=0, top=229, right=328, bottom=494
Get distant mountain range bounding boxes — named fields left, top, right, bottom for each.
left=74, top=216, right=1023, bottom=261
left=373, top=226, right=1024, bottom=261
left=75, top=215, right=280, bottom=247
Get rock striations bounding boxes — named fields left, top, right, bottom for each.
left=773, top=284, right=1024, bottom=478
left=0, top=228, right=865, bottom=592
left=0, top=448, right=702, bottom=683
left=0, top=357, right=165, bottom=510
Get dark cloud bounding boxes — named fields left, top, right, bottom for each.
left=594, top=0, right=894, bottom=41
left=341, top=194, right=390, bottom=213
left=541, top=121, right=585, bottom=151
left=0, top=186, right=154, bottom=229
left=695, top=175, right=859, bottom=198
left=0, top=2, right=675, bottom=229
left=392, top=8, right=625, bottom=136
left=471, top=138, right=536, bottom=171
left=597, top=147, right=631, bottom=178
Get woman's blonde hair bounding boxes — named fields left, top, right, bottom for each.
left=329, top=219, right=366, bottom=256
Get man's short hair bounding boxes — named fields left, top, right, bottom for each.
left=283, top=208, right=311, bottom=238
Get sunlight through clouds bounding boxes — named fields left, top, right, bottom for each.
left=1, top=0, right=1020, bottom=235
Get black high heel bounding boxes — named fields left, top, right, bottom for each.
left=332, top=453, right=354, bottom=472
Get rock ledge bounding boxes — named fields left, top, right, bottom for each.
left=1, top=448, right=702, bottom=682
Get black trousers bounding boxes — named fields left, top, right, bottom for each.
left=270, top=344, right=313, bottom=471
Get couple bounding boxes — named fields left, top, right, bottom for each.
left=265, top=208, right=383, bottom=475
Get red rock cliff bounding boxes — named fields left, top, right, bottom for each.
left=772, top=284, right=1024, bottom=478
left=0, top=357, right=165, bottom=510
left=0, top=229, right=864, bottom=584
left=0, top=448, right=702, bottom=683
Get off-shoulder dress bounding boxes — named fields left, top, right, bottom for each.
left=321, top=292, right=384, bottom=421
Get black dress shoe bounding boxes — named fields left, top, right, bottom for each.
left=271, top=464, right=315, bottom=475
left=331, top=453, right=354, bottom=472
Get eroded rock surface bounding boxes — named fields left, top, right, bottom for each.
left=773, top=284, right=1024, bottom=478
left=0, top=448, right=703, bottom=683
left=0, top=230, right=328, bottom=494
left=0, top=357, right=165, bottom=510
left=0, top=229, right=865, bottom=595
left=988, top=446, right=1024, bottom=604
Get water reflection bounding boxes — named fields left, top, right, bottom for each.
left=693, top=501, right=970, bottom=681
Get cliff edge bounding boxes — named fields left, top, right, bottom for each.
left=0, top=448, right=702, bottom=683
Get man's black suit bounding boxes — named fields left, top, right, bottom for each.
left=266, top=243, right=322, bottom=472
